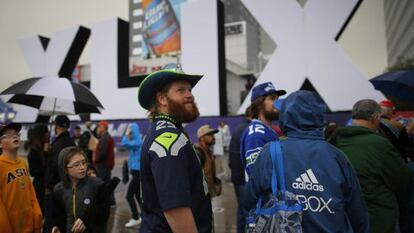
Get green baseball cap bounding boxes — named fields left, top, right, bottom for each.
left=137, top=63, right=203, bottom=110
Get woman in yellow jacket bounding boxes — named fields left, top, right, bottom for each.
left=0, top=123, right=42, bottom=233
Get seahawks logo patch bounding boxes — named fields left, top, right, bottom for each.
left=150, top=133, right=188, bottom=158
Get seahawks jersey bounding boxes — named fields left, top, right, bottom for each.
left=240, top=119, right=279, bottom=179
left=140, top=114, right=212, bottom=233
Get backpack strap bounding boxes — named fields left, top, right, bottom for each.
left=253, top=140, right=283, bottom=214
left=254, top=141, right=303, bottom=217
left=269, top=141, right=278, bottom=196
left=275, top=140, right=286, bottom=192
left=254, top=141, right=279, bottom=213
left=194, top=145, right=206, bottom=167
left=270, top=140, right=286, bottom=194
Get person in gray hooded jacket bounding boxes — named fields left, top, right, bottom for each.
left=51, top=147, right=118, bottom=233
left=242, top=90, right=369, bottom=233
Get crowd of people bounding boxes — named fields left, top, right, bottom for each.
left=0, top=63, right=413, bottom=233
left=0, top=116, right=121, bottom=233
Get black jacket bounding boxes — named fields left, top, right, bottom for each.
left=52, top=150, right=120, bottom=233
left=45, top=131, right=75, bottom=189
left=27, top=148, right=47, bottom=212
left=229, top=118, right=250, bottom=185
left=53, top=176, right=109, bottom=233
left=78, top=130, right=93, bottom=162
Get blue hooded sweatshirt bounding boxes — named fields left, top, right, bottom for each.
left=121, top=123, right=142, bottom=171
left=242, top=90, right=370, bottom=233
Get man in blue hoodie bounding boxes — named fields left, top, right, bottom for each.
left=242, top=90, right=370, bottom=233
left=121, top=123, right=143, bottom=228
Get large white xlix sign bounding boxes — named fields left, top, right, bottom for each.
left=16, top=0, right=223, bottom=121
left=15, top=0, right=383, bottom=122
left=240, top=0, right=383, bottom=112
left=18, top=27, right=90, bottom=78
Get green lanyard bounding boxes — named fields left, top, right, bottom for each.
left=72, top=186, right=77, bottom=219
left=154, top=113, right=179, bottom=125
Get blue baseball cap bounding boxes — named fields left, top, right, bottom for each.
left=251, top=82, right=286, bottom=102
left=137, top=63, right=203, bottom=110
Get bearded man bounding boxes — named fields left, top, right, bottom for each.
left=240, top=82, right=286, bottom=179
left=195, top=125, right=222, bottom=198
left=137, top=64, right=212, bottom=233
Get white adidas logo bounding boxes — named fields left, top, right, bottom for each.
left=292, top=169, right=324, bottom=192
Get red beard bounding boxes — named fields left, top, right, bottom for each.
left=167, top=97, right=200, bottom=123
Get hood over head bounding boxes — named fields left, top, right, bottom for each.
left=279, top=90, right=326, bottom=139
left=128, top=123, right=140, bottom=139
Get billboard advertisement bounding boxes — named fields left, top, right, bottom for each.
left=142, top=0, right=181, bottom=56
left=125, top=0, right=186, bottom=88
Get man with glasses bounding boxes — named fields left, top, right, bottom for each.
left=0, top=122, right=43, bottom=233
left=137, top=64, right=212, bottom=233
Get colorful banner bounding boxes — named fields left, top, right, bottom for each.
left=142, top=0, right=181, bottom=56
